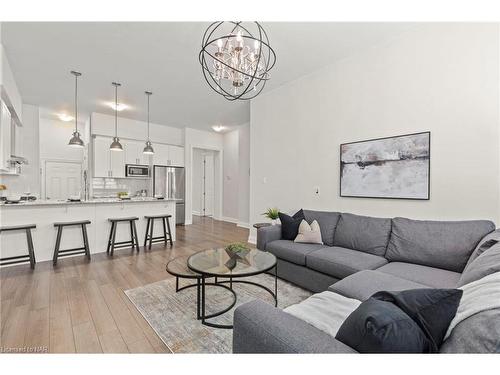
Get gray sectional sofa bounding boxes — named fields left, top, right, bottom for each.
left=233, top=210, right=500, bottom=353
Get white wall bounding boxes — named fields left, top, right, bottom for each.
left=250, top=24, right=500, bottom=242
left=184, top=128, right=224, bottom=224
left=192, top=148, right=205, bottom=215
left=0, top=104, right=40, bottom=195
left=238, top=123, right=250, bottom=227
left=223, top=129, right=240, bottom=221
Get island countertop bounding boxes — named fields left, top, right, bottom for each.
left=0, top=197, right=181, bottom=207
left=0, top=198, right=177, bottom=263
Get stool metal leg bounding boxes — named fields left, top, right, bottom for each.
left=82, top=224, right=91, bottom=261
left=129, top=221, right=135, bottom=251
left=110, top=222, right=118, bottom=256
left=26, top=228, right=36, bottom=269
left=166, top=216, right=173, bottom=247
left=148, top=218, right=154, bottom=250
left=143, top=218, right=150, bottom=248
left=162, top=217, right=167, bottom=245
left=106, top=222, right=115, bottom=254
left=53, top=226, right=63, bottom=266
left=132, top=221, right=140, bottom=252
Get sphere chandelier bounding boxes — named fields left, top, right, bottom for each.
left=199, top=22, right=276, bottom=101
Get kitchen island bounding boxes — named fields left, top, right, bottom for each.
left=0, top=198, right=177, bottom=263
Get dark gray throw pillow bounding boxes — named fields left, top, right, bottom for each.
left=336, top=288, right=463, bottom=353
left=278, top=209, right=304, bottom=241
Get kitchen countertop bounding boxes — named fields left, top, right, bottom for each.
left=0, top=197, right=180, bottom=207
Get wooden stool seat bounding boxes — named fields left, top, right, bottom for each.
left=108, top=217, right=139, bottom=222
left=107, top=217, right=140, bottom=255
left=52, top=220, right=91, bottom=266
left=54, top=220, right=91, bottom=227
left=0, top=224, right=36, bottom=269
left=144, top=214, right=173, bottom=250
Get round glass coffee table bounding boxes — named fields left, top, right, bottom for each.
left=187, top=248, right=277, bottom=329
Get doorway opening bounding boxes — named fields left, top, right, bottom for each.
left=192, top=148, right=217, bottom=218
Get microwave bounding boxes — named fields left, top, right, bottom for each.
left=125, top=164, right=150, bottom=178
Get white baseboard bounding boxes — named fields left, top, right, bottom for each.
left=220, top=216, right=239, bottom=224
left=237, top=222, right=250, bottom=229
left=192, top=211, right=201, bottom=216
left=247, top=234, right=257, bottom=244
left=184, top=219, right=193, bottom=225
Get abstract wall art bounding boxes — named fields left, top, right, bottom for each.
left=340, top=132, right=430, bottom=200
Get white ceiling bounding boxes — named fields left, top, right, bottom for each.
left=1, top=22, right=416, bottom=131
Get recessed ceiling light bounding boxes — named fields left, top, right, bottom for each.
left=58, top=113, right=74, bottom=122
left=212, top=125, right=226, bottom=132
left=107, top=102, right=129, bottom=111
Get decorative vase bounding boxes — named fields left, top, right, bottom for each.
left=271, top=219, right=277, bottom=226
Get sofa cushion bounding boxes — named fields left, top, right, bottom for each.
left=377, top=262, right=461, bottom=288
left=464, top=228, right=500, bottom=269
left=328, top=270, right=429, bottom=301
left=266, top=240, right=327, bottom=266
left=303, top=210, right=341, bottom=247
left=333, top=213, right=391, bottom=257
left=458, top=241, right=500, bottom=287
left=386, top=217, right=495, bottom=272
left=306, top=246, right=388, bottom=279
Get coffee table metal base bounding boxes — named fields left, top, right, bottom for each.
left=199, top=265, right=278, bottom=329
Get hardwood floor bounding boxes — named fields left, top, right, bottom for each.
left=0, top=216, right=250, bottom=353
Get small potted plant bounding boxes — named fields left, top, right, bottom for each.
left=262, top=207, right=279, bottom=225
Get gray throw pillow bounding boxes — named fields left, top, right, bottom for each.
left=458, top=242, right=500, bottom=287
left=464, top=229, right=500, bottom=269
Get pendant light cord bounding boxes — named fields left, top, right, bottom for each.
left=147, top=93, right=150, bottom=141
left=74, top=74, right=78, bottom=133
left=114, top=84, right=118, bottom=137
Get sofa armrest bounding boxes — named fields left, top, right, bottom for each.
left=256, top=225, right=282, bottom=250
left=232, top=299, right=357, bottom=353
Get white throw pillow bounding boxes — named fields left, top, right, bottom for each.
left=294, top=219, right=323, bottom=244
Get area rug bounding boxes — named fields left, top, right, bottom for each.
left=125, top=274, right=312, bottom=353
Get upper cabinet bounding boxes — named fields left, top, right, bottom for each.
left=123, top=140, right=150, bottom=166
left=0, top=101, right=12, bottom=170
left=152, top=143, right=184, bottom=167
left=93, top=135, right=125, bottom=178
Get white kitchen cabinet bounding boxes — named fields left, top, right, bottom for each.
left=152, top=143, right=170, bottom=166
left=151, top=143, right=184, bottom=167
left=124, top=140, right=150, bottom=166
left=93, top=136, right=111, bottom=177
left=0, top=101, right=12, bottom=170
left=93, top=135, right=125, bottom=178
left=169, top=145, right=185, bottom=167
left=110, top=148, right=125, bottom=178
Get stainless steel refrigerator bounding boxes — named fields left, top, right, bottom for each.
left=153, top=165, right=185, bottom=225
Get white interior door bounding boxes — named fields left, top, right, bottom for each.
left=203, top=153, right=215, bottom=217
left=45, top=161, right=82, bottom=200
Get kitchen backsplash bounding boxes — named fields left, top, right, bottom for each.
left=92, top=177, right=152, bottom=198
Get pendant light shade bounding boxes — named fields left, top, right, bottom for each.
left=143, top=91, right=154, bottom=155
left=110, top=82, right=123, bottom=152
left=68, top=71, right=84, bottom=148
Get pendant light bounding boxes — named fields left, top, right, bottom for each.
left=68, top=71, right=84, bottom=147
left=110, top=82, right=123, bottom=151
left=143, top=91, right=154, bottom=155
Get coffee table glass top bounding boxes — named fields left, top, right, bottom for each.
left=166, top=256, right=200, bottom=278
left=187, top=248, right=276, bottom=277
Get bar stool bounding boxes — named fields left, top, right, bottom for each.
left=0, top=224, right=36, bottom=269
left=144, top=214, right=173, bottom=250
left=107, top=217, right=140, bottom=256
left=53, top=220, right=91, bottom=266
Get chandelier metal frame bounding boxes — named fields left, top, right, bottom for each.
left=199, top=21, right=276, bottom=101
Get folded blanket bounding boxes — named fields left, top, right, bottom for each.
left=444, top=271, right=500, bottom=340
left=284, top=291, right=361, bottom=337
